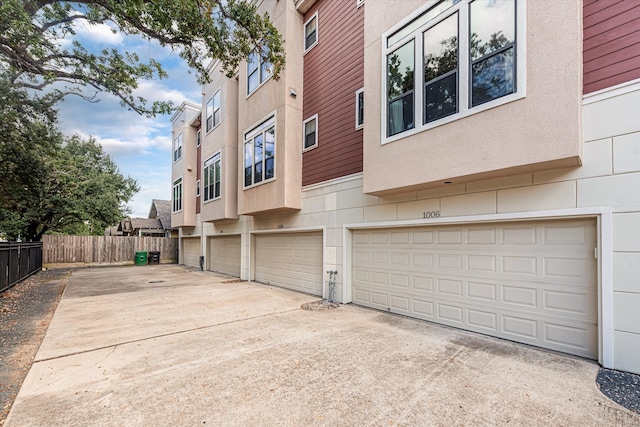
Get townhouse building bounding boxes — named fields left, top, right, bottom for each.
left=171, top=0, right=640, bottom=375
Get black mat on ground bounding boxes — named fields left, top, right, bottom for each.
left=597, top=368, right=640, bottom=414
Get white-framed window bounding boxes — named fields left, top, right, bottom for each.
left=247, top=50, right=272, bottom=95
left=383, top=0, right=524, bottom=142
left=203, top=153, right=221, bottom=201
left=205, top=90, right=221, bottom=132
left=196, top=179, right=200, bottom=197
left=173, top=132, right=183, bottom=162
left=244, top=115, right=275, bottom=188
left=196, top=129, right=201, bottom=146
left=304, top=12, right=318, bottom=53
left=303, top=114, right=318, bottom=151
left=355, top=88, right=364, bottom=129
left=172, top=177, right=182, bottom=213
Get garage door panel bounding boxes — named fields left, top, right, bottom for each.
left=352, top=219, right=598, bottom=359
left=182, top=238, right=200, bottom=267
left=255, top=232, right=323, bottom=296
left=467, top=281, right=497, bottom=302
left=468, top=309, right=498, bottom=331
left=208, top=235, right=241, bottom=277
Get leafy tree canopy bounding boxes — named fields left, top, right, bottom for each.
left=0, top=0, right=285, bottom=116
left=0, top=80, right=139, bottom=241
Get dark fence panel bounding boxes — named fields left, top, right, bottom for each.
left=0, top=242, right=43, bottom=292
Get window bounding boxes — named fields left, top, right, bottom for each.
left=244, top=116, right=275, bottom=187
left=203, top=153, right=221, bottom=201
left=384, top=0, right=521, bottom=140
left=387, top=40, right=415, bottom=136
left=205, top=91, right=221, bottom=132
left=172, top=178, right=182, bottom=212
left=304, top=13, right=318, bottom=52
left=173, top=133, right=183, bottom=162
left=196, top=130, right=201, bottom=146
left=247, top=50, right=272, bottom=95
left=196, top=179, right=200, bottom=197
left=355, top=88, right=364, bottom=129
left=303, top=114, right=318, bottom=151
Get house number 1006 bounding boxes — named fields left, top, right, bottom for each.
left=423, top=211, right=440, bottom=219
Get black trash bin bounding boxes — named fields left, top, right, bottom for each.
left=148, top=251, right=160, bottom=265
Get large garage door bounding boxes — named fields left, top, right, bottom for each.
left=255, top=232, right=323, bottom=296
left=182, top=238, right=201, bottom=267
left=208, top=235, right=241, bottom=277
left=352, top=219, right=598, bottom=359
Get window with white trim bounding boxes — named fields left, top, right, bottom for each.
left=303, top=114, right=318, bottom=151
left=196, top=179, right=200, bottom=197
left=247, top=50, right=272, bottom=95
left=244, top=116, right=275, bottom=187
left=203, top=153, right=221, bottom=201
left=196, top=130, right=201, bottom=146
left=173, top=132, right=183, bottom=162
left=384, top=0, right=520, bottom=140
left=172, top=178, right=182, bottom=212
left=355, top=88, right=364, bottom=129
left=205, top=90, right=220, bottom=132
left=304, top=13, right=318, bottom=52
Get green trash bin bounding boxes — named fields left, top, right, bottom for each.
left=135, top=251, right=148, bottom=266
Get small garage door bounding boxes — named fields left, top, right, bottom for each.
left=352, top=219, right=598, bottom=359
left=182, top=237, right=201, bottom=267
left=208, top=235, right=241, bottom=277
left=255, top=232, right=323, bottom=296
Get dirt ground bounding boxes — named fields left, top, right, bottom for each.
left=0, top=269, right=70, bottom=426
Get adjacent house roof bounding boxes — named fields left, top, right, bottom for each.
left=148, top=199, right=172, bottom=230
left=130, top=218, right=163, bottom=231
left=104, top=226, right=122, bottom=236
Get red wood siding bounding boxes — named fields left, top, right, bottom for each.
left=302, top=0, right=364, bottom=186
left=584, top=0, right=640, bottom=94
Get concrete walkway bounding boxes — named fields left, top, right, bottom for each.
left=5, top=265, right=639, bottom=426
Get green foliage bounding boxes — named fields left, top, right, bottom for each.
left=0, top=82, right=139, bottom=241
left=0, top=0, right=285, bottom=116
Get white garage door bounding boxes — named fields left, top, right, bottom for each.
left=208, top=235, right=241, bottom=277
left=181, top=238, right=201, bottom=267
left=352, top=219, right=598, bottom=359
left=255, top=232, right=323, bottom=296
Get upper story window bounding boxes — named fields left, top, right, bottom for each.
left=384, top=0, right=522, bottom=142
left=173, top=132, right=183, bottom=162
left=196, top=179, right=201, bottom=197
left=205, top=90, right=221, bottom=133
left=304, top=12, right=318, bottom=52
left=244, top=116, right=275, bottom=188
left=247, top=50, right=272, bottom=95
left=303, top=114, right=318, bottom=151
left=196, top=130, right=201, bottom=146
left=203, top=153, right=221, bottom=202
left=356, top=88, right=364, bottom=129
left=172, top=178, right=182, bottom=213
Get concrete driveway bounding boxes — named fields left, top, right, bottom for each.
left=5, top=265, right=639, bottom=426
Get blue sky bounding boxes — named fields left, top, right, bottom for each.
left=56, top=20, right=201, bottom=218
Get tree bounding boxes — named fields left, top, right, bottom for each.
left=0, top=81, right=139, bottom=241
left=0, top=0, right=285, bottom=116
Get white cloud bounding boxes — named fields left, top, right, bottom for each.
left=47, top=15, right=203, bottom=220
left=74, top=21, right=124, bottom=46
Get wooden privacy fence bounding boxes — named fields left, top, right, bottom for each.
left=0, top=242, right=43, bottom=292
left=42, top=235, right=178, bottom=265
